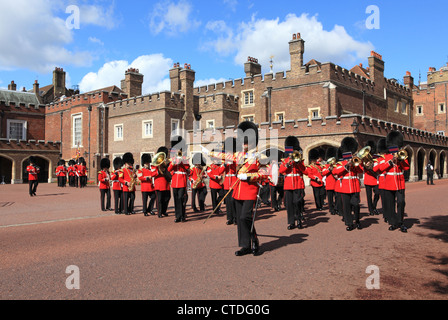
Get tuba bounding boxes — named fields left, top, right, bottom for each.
left=356, top=146, right=374, bottom=165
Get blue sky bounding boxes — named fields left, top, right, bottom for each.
left=0, top=0, right=447, bottom=94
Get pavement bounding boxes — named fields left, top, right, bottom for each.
left=0, top=180, right=447, bottom=301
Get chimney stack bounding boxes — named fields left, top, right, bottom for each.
left=244, top=57, right=262, bottom=77
left=8, top=81, right=17, bottom=91
left=169, top=62, right=182, bottom=92
left=368, top=51, right=384, bottom=84
left=33, top=80, right=40, bottom=95
left=289, top=33, right=305, bottom=75
left=53, top=67, right=66, bottom=98
left=403, top=71, right=414, bottom=89
left=121, top=68, right=143, bottom=98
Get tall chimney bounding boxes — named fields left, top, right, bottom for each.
left=8, top=81, right=17, bottom=91
left=53, top=67, right=66, bottom=98
left=33, top=80, right=40, bottom=95
left=170, top=62, right=182, bottom=92
left=121, top=68, right=143, bottom=98
left=289, top=33, right=305, bottom=74
left=180, top=63, right=196, bottom=130
left=367, top=51, right=384, bottom=83
left=244, top=57, right=262, bottom=77
left=403, top=71, right=414, bottom=89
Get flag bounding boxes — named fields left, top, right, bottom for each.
left=75, top=145, right=81, bottom=160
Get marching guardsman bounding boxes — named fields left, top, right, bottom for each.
left=362, top=141, right=381, bottom=216
left=110, top=157, right=123, bottom=214
left=118, top=152, right=137, bottom=215
left=189, top=153, right=208, bottom=213
left=333, top=148, right=344, bottom=217
left=56, top=160, right=67, bottom=187
left=68, top=160, right=76, bottom=187
left=279, top=136, right=307, bottom=230
left=377, top=131, right=410, bottom=232
left=258, top=156, right=271, bottom=208
left=98, top=158, right=112, bottom=211
left=207, top=149, right=225, bottom=215
left=153, top=146, right=172, bottom=218
left=373, top=138, right=388, bottom=222
left=27, top=156, right=40, bottom=196
left=268, top=155, right=284, bottom=212
left=305, top=149, right=324, bottom=211
left=168, top=136, right=190, bottom=223
left=332, top=137, right=364, bottom=231
left=223, top=137, right=238, bottom=225
left=232, top=121, right=265, bottom=256
left=138, top=154, right=157, bottom=216
left=321, top=147, right=338, bottom=215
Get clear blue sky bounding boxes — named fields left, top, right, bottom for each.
left=0, top=0, right=446, bottom=94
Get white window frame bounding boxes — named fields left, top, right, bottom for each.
left=438, top=103, right=446, bottom=114
left=394, top=99, right=399, bottom=112
left=401, top=101, right=407, bottom=115
left=275, top=112, right=285, bottom=124
left=171, top=119, right=180, bottom=136
left=416, top=105, right=423, bottom=116
left=309, top=107, right=321, bottom=119
left=142, top=120, right=153, bottom=138
left=206, top=119, right=215, bottom=129
left=241, top=89, right=255, bottom=107
left=6, top=119, right=27, bottom=140
left=72, top=113, right=83, bottom=148
left=114, top=124, right=123, bottom=141
left=242, top=115, right=255, bottom=122
left=437, top=130, right=445, bottom=136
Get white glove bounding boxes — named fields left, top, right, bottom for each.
left=238, top=174, right=248, bottom=181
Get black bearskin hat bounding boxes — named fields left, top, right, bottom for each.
left=113, top=157, right=123, bottom=170
left=377, top=138, right=388, bottom=154
left=100, top=158, right=110, bottom=169
left=386, top=131, right=404, bottom=149
left=29, top=156, right=36, bottom=164
left=309, top=149, right=320, bottom=162
left=317, top=148, right=325, bottom=160
left=365, top=140, right=377, bottom=155
left=340, top=137, right=358, bottom=154
left=58, top=159, right=66, bottom=166
left=284, top=136, right=301, bottom=152
left=122, top=152, right=134, bottom=165
left=237, top=121, right=258, bottom=150
left=325, top=147, right=338, bottom=161
left=141, top=153, right=152, bottom=165
left=337, top=148, right=343, bottom=160
left=157, top=146, right=169, bottom=157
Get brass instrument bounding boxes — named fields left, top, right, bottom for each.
left=397, top=149, right=408, bottom=160
left=291, top=150, right=303, bottom=163
left=192, top=166, right=207, bottom=189
left=356, top=146, right=374, bottom=165
left=351, top=156, right=362, bottom=167
left=152, top=151, right=169, bottom=174
left=125, top=167, right=136, bottom=192
left=326, top=157, right=337, bottom=166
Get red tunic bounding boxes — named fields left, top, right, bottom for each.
left=377, top=154, right=409, bottom=191
left=168, top=159, right=190, bottom=188
left=232, top=155, right=264, bottom=201
left=118, top=167, right=137, bottom=192
left=332, top=160, right=363, bottom=194
left=305, top=164, right=324, bottom=188
left=223, top=162, right=237, bottom=190
left=207, top=163, right=225, bottom=190
left=153, top=165, right=171, bottom=191
left=189, top=166, right=207, bottom=189
left=138, top=166, right=156, bottom=192
left=363, top=159, right=380, bottom=186
left=27, top=165, right=39, bottom=181
left=321, top=164, right=337, bottom=191
left=98, top=170, right=110, bottom=189
left=110, top=170, right=122, bottom=191
left=56, top=165, right=66, bottom=177
left=278, top=158, right=306, bottom=190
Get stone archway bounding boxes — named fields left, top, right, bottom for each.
left=0, top=155, right=14, bottom=184
left=417, top=148, right=425, bottom=181
left=21, top=155, right=51, bottom=183
left=439, top=151, right=446, bottom=178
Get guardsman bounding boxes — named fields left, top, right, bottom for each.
left=67, top=160, right=76, bottom=187
left=138, top=154, right=157, bottom=216
left=373, top=138, right=388, bottom=222
left=223, top=137, right=238, bottom=225
left=110, top=157, right=124, bottom=214
left=232, top=121, right=265, bottom=256
left=377, top=131, right=410, bottom=232
left=153, top=146, right=172, bottom=218
left=56, top=160, right=67, bottom=187
left=118, top=152, right=137, bottom=215
left=27, top=156, right=40, bottom=196
left=268, top=153, right=284, bottom=212
left=332, top=137, right=364, bottom=231
left=207, top=149, right=225, bottom=215
left=362, top=141, right=381, bottom=216
left=279, top=136, right=307, bottom=230
left=190, top=153, right=208, bottom=213
left=168, top=136, right=190, bottom=223
left=305, top=149, right=324, bottom=211
left=321, top=147, right=338, bottom=215
left=98, top=158, right=112, bottom=211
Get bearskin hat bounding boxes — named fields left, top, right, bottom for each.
left=29, top=156, right=36, bottom=164
left=377, top=138, right=388, bottom=155
left=309, top=149, right=320, bottom=162
left=122, top=152, right=134, bottom=165
left=237, top=121, right=258, bottom=150
left=100, top=158, right=110, bottom=169
left=365, top=140, right=377, bottom=155
left=284, top=136, right=301, bottom=152
left=113, top=157, right=123, bottom=170
left=317, top=148, right=325, bottom=160
left=386, top=131, right=404, bottom=149
left=337, top=148, right=343, bottom=161
left=340, top=137, right=358, bottom=154
left=58, top=159, right=66, bottom=166
left=157, top=146, right=169, bottom=157
left=325, top=147, right=338, bottom=161
left=141, top=153, right=152, bottom=165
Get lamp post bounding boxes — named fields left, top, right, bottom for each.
left=351, top=118, right=359, bottom=134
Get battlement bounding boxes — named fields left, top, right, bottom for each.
left=199, top=93, right=239, bottom=112
left=0, top=138, right=61, bottom=150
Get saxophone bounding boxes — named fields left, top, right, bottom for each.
left=192, top=166, right=207, bottom=189
left=127, top=167, right=136, bottom=192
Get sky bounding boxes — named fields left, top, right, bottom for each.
left=0, top=0, right=447, bottom=95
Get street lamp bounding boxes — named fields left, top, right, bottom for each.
left=351, top=118, right=359, bottom=134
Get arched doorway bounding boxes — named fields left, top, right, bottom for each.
left=22, top=156, right=49, bottom=183
left=417, top=149, right=425, bottom=181
left=403, top=147, right=413, bottom=182
left=0, top=156, right=13, bottom=184
left=439, top=152, right=445, bottom=178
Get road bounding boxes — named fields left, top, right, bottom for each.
left=0, top=180, right=447, bottom=301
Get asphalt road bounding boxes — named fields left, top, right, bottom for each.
left=1, top=179, right=447, bottom=301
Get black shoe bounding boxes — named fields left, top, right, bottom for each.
left=297, top=221, right=304, bottom=229
left=235, top=247, right=251, bottom=256
left=181, top=217, right=187, bottom=222
left=388, top=225, right=398, bottom=231
left=287, top=224, right=295, bottom=230
left=150, top=211, right=156, bottom=216
left=400, top=225, right=408, bottom=233
left=346, top=225, right=354, bottom=231
left=144, top=212, right=149, bottom=216
left=226, top=220, right=233, bottom=225
left=356, top=222, right=362, bottom=230
left=174, top=218, right=181, bottom=223
left=251, top=239, right=260, bottom=255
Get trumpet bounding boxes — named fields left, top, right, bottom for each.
left=326, top=157, right=337, bottom=166
left=290, top=150, right=303, bottom=163
left=396, top=149, right=408, bottom=161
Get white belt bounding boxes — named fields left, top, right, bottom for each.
left=174, top=171, right=187, bottom=175
left=386, top=172, right=403, bottom=176
left=342, top=176, right=359, bottom=180
left=226, top=174, right=236, bottom=177
left=286, top=174, right=302, bottom=177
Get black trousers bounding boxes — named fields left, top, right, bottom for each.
left=365, top=184, right=380, bottom=214
left=224, top=189, right=236, bottom=222
left=427, top=173, right=434, bottom=185
left=69, top=176, right=75, bottom=187
left=173, top=187, right=187, bottom=220
left=113, top=189, right=123, bottom=213
left=29, top=180, right=38, bottom=195
left=80, top=176, right=87, bottom=188
left=192, top=186, right=207, bottom=211
left=312, top=186, right=324, bottom=210
left=156, top=190, right=171, bottom=217
left=142, top=191, right=156, bottom=214
left=335, top=191, right=343, bottom=215
left=327, top=189, right=336, bottom=214
left=211, top=188, right=224, bottom=213
left=284, top=189, right=304, bottom=225
left=260, top=184, right=270, bottom=205
left=270, top=185, right=284, bottom=210
left=123, top=191, right=135, bottom=214
left=234, top=199, right=257, bottom=249
left=341, top=192, right=360, bottom=226
left=100, top=189, right=111, bottom=210
left=382, top=189, right=406, bottom=226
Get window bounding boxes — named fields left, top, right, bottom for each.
left=394, top=99, right=399, bottom=112
left=416, top=105, right=423, bottom=115
left=171, top=119, right=180, bottom=135
left=309, top=108, right=320, bottom=119
left=7, top=120, right=27, bottom=140
left=206, top=120, right=215, bottom=129
left=439, top=103, right=445, bottom=114
left=114, top=124, right=123, bottom=141
left=242, top=115, right=254, bottom=122
left=401, top=101, right=407, bottom=114
left=142, top=120, right=153, bottom=138
left=242, top=90, right=254, bottom=107
left=275, top=112, right=285, bottom=125
left=72, top=114, right=82, bottom=147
